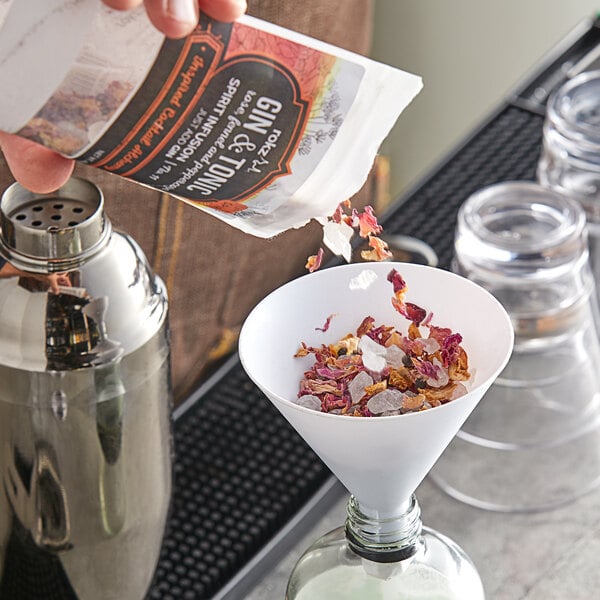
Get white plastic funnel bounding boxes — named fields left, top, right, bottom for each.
left=239, top=262, right=513, bottom=516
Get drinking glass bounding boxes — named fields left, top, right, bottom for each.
left=430, top=181, right=600, bottom=511
left=538, top=69, right=600, bottom=300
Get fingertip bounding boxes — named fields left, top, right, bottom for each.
left=0, top=133, right=75, bottom=194
left=144, top=0, right=199, bottom=39
left=102, top=0, right=144, bottom=10
left=200, top=0, right=246, bottom=22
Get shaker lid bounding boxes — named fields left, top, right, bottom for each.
left=0, top=178, right=110, bottom=272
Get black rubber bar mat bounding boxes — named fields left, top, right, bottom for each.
left=148, top=16, right=600, bottom=600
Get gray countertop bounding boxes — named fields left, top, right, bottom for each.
left=246, top=476, right=600, bottom=599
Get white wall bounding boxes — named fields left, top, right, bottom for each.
left=371, top=0, right=600, bottom=198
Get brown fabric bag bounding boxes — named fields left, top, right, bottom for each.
left=0, top=0, right=374, bottom=402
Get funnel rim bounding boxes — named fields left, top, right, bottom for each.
left=239, top=262, right=514, bottom=422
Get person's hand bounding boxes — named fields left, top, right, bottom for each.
left=0, top=0, right=247, bottom=194
left=105, top=0, right=246, bottom=39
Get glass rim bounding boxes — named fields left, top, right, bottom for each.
left=458, top=181, right=585, bottom=252
left=547, top=69, right=600, bottom=147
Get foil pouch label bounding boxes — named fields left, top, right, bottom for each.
left=75, top=16, right=363, bottom=214
left=12, top=8, right=423, bottom=237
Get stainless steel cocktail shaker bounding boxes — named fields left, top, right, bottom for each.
left=0, top=178, right=172, bottom=599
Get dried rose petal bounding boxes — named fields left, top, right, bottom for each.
left=405, top=302, right=427, bottom=326
left=294, top=342, right=310, bottom=357
left=307, top=200, right=389, bottom=270
left=449, top=347, right=470, bottom=381
left=428, top=325, right=453, bottom=346
left=300, top=379, right=340, bottom=396
left=316, top=313, right=335, bottom=332
left=361, top=236, right=392, bottom=262
left=331, top=200, right=352, bottom=224
left=357, top=316, right=375, bottom=337
left=441, top=332, right=463, bottom=368
left=296, top=270, right=471, bottom=417
left=353, top=205, right=383, bottom=238
left=315, top=365, right=347, bottom=379
left=401, top=393, right=425, bottom=412
left=387, top=268, right=407, bottom=295
left=306, top=248, right=324, bottom=273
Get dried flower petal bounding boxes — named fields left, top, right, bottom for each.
left=294, top=342, right=310, bottom=357
left=306, top=248, right=324, bottom=273
left=330, top=199, right=352, bottom=224
left=316, top=313, right=335, bottom=332
left=441, top=332, right=463, bottom=368
left=357, top=316, right=375, bottom=338
left=402, top=393, right=425, bottom=411
left=296, top=270, right=471, bottom=417
left=405, top=302, right=427, bottom=326
left=388, top=366, right=413, bottom=391
left=448, top=347, right=470, bottom=381
left=300, top=379, right=340, bottom=396
left=353, top=205, right=383, bottom=238
left=361, top=235, right=392, bottom=262
left=387, top=268, right=407, bottom=295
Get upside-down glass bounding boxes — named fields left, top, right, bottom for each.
left=430, top=181, right=600, bottom=512
left=538, top=69, right=600, bottom=300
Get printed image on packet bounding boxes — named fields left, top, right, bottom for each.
left=8, top=6, right=422, bottom=237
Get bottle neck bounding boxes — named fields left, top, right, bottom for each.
left=344, top=495, right=422, bottom=564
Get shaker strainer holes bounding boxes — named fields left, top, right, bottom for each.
left=31, top=221, right=42, bottom=227
left=15, top=214, right=26, bottom=221
left=53, top=203, right=64, bottom=210
left=32, top=205, right=43, bottom=212
left=68, top=206, right=85, bottom=226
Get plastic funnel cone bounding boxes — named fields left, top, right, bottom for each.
left=239, top=263, right=513, bottom=516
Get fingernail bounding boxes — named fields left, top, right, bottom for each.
left=166, top=0, right=198, bottom=24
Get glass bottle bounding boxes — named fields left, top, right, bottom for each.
left=286, top=495, right=485, bottom=600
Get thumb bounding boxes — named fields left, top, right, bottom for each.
left=0, top=132, right=75, bottom=193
